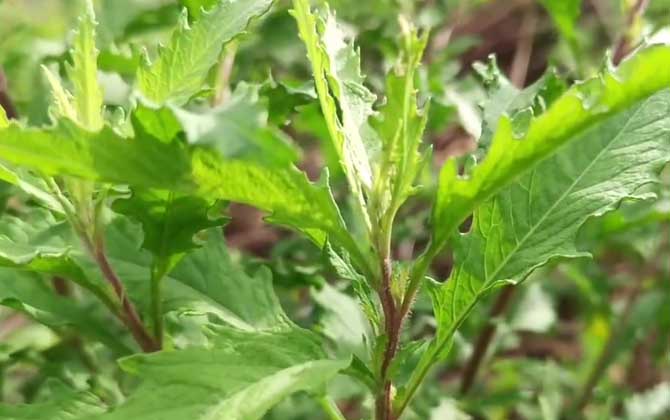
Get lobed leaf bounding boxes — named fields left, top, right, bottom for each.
left=430, top=46, right=670, bottom=255
left=426, top=88, right=670, bottom=364
left=137, top=0, right=274, bottom=105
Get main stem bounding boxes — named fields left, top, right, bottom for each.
left=86, top=235, right=159, bottom=353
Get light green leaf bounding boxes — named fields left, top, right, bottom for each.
left=0, top=379, right=106, bottom=420
left=0, top=120, right=191, bottom=189
left=0, top=163, right=63, bottom=213
left=137, top=0, right=274, bottom=105
left=292, top=0, right=378, bottom=224
left=171, top=83, right=300, bottom=166
left=0, top=105, right=8, bottom=127
left=0, top=270, right=131, bottom=354
left=191, top=149, right=355, bottom=253
left=372, top=25, right=428, bottom=215
left=430, top=46, right=670, bottom=255
left=161, top=228, right=291, bottom=330
left=427, top=88, right=670, bottom=364
left=94, top=229, right=348, bottom=420
left=67, top=0, right=104, bottom=131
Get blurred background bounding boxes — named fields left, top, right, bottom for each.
left=0, top=0, right=668, bottom=419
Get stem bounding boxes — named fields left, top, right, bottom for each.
left=211, top=41, right=238, bottom=106
left=86, top=235, right=159, bottom=353
left=318, top=396, right=347, bottom=420
left=150, top=266, right=166, bottom=348
left=460, top=285, right=516, bottom=395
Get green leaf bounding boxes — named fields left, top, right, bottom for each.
left=0, top=270, right=131, bottom=354
left=94, top=230, right=348, bottom=420
left=112, top=190, right=225, bottom=277
left=0, top=105, right=7, bottom=127
left=137, top=0, right=274, bottom=105
left=0, top=379, right=106, bottom=420
left=539, top=0, right=582, bottom=43
left=171, top=83, right=300, bottom=166
left=160, top=228, right=292, bottom=330
left=67, top=0, right=104, bottom=131
left=292, top=0, right=378, bottom=222
left=0, top=163, right=64, bottom=213
left=0, top=120, right=191, bottom=189
left=427, top=88, right=670, bottom=363
left=372, top=25, right=428, bottom=214
left=429, top=46, right=670, bottom=256
left=191, top=149, right=356, bottom=253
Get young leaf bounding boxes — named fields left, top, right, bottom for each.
left=420, top=89, right=670, bottom=382
left=292, top=0, right=378, bottom=226
left=137, top=0, right=274, bottom=105
left=67, top=0, right=104, bottom=131
left=372, top=25, right=428, bottom=214
left=429, top=46, right=670, bottom=257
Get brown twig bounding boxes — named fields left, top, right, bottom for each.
left=0, top=68, right=18, bottom=119
left=612, top=0, right=650, bottom=65
left=460, top=285, right=516, bottom=395
left=376, top=255, right=400, bottom=420
left=84, top=235, right=159, bottom=353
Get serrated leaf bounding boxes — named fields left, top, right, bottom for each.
left=0, top=379, right=106, bottom=420
left=67, top=0, right=104, bottom=131
left=191, top=149, right=355, bottom=252
left=292, top=0, right=378, bottom=216
left=93, top=229, right=348, bottom=420
left=137, top=0, right=274, bottom=105
left=171, top=83, right=300, bottom=166
left=430, top=46, right=670, bottom=254
left=161, top=228, right=291, bottom=330
left=428, top=89, right=670, bottom=358
left=0, top=120, right=191, bottom=189
left=0, top=163, right=63, bottom=213
left=372, top=27, right=428, bottom=212
left=112, top=190, right=225, bottom=278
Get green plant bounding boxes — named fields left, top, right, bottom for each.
left=0, top=0, right=668, bottom=419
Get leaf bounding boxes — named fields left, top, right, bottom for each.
left=96, top=355, right=347, bottom=420
left=292, top=0, right=378, bottom=212
left=0, top=120, right=191, bottom=189
left=171, top=83, right=300, bottom=166
left=428, top=89, right=670, bottom=358
left=430, top=46, right=670, bottom=255
left=0, top=163, right=64, bottom=213
left=0, top=269, right=131, bottom=354
left=0, top=105, right=7, bottom=127
left=0, top=379, right=106, bottom=420
left=191, top=148, right=356, bottom=253
left=67, top=0, right=104, bottom=131
left=94, top=230, right=348, bottom=420
left=137, top=0, right=274, bottom=105
left=539, top=0, right=582, bottom=43
left=160, top=228, right=292, bottom=330
left=372, top=26, right=428, bottom=212
left=112, top=190, right=225, bottom=278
